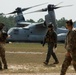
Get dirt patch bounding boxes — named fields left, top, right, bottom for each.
left=0, top=73, right=75, bottom=75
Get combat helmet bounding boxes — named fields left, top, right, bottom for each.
left=66, top=19, right=73, bottom=26
left=48, top=22, right=54, bottom=28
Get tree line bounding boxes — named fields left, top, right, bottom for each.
left=0, top=15, right=76, bottom=31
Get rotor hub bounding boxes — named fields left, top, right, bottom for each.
left=16, top=7, right=22, bottom=13
left=48, top=4, right=55, bottom=11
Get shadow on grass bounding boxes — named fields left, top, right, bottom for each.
left=43, top=64, right=56, bottom=67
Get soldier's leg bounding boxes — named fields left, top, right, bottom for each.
left=72, top=61, right=76, bottom=71
left=52, top=52, right=59, bottom=64
left=0, top=61, right=2, bottom=70
left=1, top=56, right=7, bottom=69
left=60, top=54, right=72, bottom=75
left=1, top=47, right=8, bottom=69
left=0, top=46, right=2, bottom=70
left=71, top=51, right=76, bottom=71
left=45, top=44, right=53, bottom=64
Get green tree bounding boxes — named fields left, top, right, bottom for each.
left=26, top=19, right=35, bottom=23
left=0, top=15, right=15, bottom=31
left=57, top=17, right=67, bottom=27
left=37, top=18, right=44, bottom=22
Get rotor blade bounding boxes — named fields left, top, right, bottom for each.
left=22, top=2, right=48, bottom=11
left=55, top=2, right=63, bottom=6
left=6, top=10, right=17, bottom=15
left=6, top=2, right=48, bottom=15
left=58, top=5, right=73, bottom=8
left=24, top=8, right=47, bottom=14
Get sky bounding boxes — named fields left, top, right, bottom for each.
left=0, top=0, right=76, bottom=22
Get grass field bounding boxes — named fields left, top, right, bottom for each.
left=0, top=43, right=75, bottom=74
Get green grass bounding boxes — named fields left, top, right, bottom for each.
left=0, top=43, right=75, bottom=73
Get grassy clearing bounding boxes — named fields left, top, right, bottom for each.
left=0, top=43, right=75, bottom=73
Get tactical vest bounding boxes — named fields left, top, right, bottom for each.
left=45, top=31, right=56, bottom=43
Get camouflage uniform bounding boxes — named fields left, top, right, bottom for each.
left=0, top=44, right=7, bottom=69
left=43, top=29, right=59, bottom=64
left=60, top=30, right=76, bottom=75
left=0, top=23, right=8, bottom=70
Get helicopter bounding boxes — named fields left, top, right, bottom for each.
left=6, top=3, right=72, bottom=43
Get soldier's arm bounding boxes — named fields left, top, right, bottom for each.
left=65, top=39, right=67, bottom=49
left=68, top=31, right=75, bottom=50
left=42, top=31, right=48, bottom=46
left=42, top=37, right=46, bottom=46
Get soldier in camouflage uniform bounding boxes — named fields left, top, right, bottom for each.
left=60, top=19, right=76, bottom=75
left=0, top=23, right=8, bottom=70
left=43, top=22, right=59, bottom=65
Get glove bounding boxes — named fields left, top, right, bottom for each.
left=54, top=44, right=57, bottom=48
left=42, top=40, right=46, bottom=47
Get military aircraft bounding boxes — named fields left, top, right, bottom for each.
left=6, top=3, right=72, bottom=43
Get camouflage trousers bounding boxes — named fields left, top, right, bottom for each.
left=60, top=50, right=76, bottom=75
left=45, top=43, right=59, bottom=63
left=0, top=44, right=7, bottom=69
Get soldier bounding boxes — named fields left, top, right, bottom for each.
left=60, top=19, right=76, bottom=75
left=43, top=22, right=59, bottom=65
left=0, top=23, right=8, bottom=70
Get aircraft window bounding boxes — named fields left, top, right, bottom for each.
left=13, top=29, right=19, bottom=34
left=18, top=24, right=28, bottom=27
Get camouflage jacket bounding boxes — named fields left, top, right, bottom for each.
left=0, top=30, right=8, bottom=43
left=65, top=29, right=76, bottom=51
left=44, top=30, right=57, bottom=44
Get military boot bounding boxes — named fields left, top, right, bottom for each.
left=4, top=65, right=8, bottom=69
left=43, top=61, right=48, bottom=65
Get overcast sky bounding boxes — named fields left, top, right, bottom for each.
left=0, top=0, right=76, bottom=21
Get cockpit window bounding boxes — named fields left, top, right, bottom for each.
left=13, top=29, right=19, bottom=34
